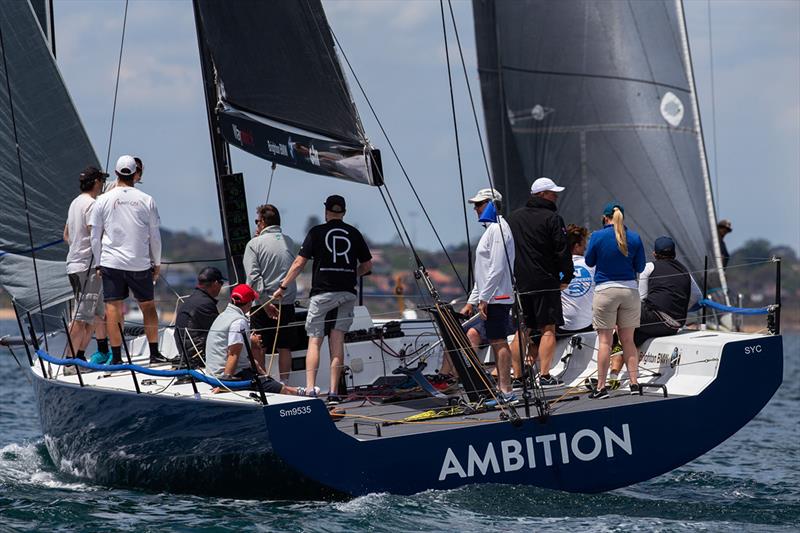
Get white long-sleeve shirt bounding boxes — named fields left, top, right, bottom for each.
left=638, top=261, right=702, bottom=309
left=90, top=185, right=161, bottom=271
left=468, top=215, right=515, bottom=305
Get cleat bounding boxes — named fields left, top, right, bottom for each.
left=583, top=377, right=598, bottom=390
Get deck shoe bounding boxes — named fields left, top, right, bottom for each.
left=149, top=352, right=173, bottom=365
left=589, top=387, right=608, bottom=399
left=326, top=394, right=342, bottom=405
left=629, top=383, right=642, bottom=395
left=297, top=386, right=320, bottom=398
left=89, top=351, right=108, bottom=365
left=539, top=374, right=564, bottom=387
left=583, top=377, right=598, bottom=390
left=109, top=355, right=123, bottom=365
left=499, top=392, right=518, bottom=404
left=608, top=378, right=621, bottom=391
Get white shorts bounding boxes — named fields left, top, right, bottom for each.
left=305, top=292, right=357, bottom=338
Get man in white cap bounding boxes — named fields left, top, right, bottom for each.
left=90, top=155, right=164, bottom=366
left=460, top=187, right=516, bottom=399
left=506, top=177, right=574, bottom=387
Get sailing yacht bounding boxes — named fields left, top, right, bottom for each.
left=0, top=0, right=783, bottom=498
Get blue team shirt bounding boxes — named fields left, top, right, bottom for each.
left=584, top=225, right=646, bottom=285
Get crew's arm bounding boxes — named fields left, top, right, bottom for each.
left=272, top=255, right=308, bottom=301
left=584, top=233, right=597, bottom=267
left=357, top=259, right=373, bottom=277
left=89, top=205, right=104, bottom=270
left=478, top=225, right=509, bottom=303
left=222, top=344, right=243, bottom=376
left=63, top=224, right=69, bottom=244
left=639, top=262, right=654, bottom=300
left=242, top=242, right=262, bottom=293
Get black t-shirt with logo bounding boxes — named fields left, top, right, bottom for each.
left=299, top=219, right=372, bottom=296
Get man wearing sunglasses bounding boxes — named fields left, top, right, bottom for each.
left=64, top=166, right=110, bottom=363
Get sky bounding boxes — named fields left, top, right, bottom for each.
left=52, top=0, right=800, bottom=255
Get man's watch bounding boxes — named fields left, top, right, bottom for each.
left=278, top=284, right=288, bottom=291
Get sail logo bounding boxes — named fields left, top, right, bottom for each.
left=438, top=424, right=632, bottom=481
left=232, top=124, right=254, bottom=146
left=660, top=92, right=684, bottom=127
left=325, top=228, right=351, bottom=264
left=309, top=145, right=320, bottom=166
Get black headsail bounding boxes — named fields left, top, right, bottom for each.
left=0, top=1, right=100, bottom=320
left=473, top=0, right=726, bottom=281
left=193, top=0, right=382, bottom=186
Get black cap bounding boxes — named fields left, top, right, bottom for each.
left=197, top=266, right=226, bottom=284
left=79, top=165, right=109, bottom=184
left=324, top=195, right=346, bottom=213
left=654, top=236, right=676, bottom=255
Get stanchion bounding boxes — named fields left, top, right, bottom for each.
left=181, top=327, right=200, bottom=397
left=11, top=302, right=32, bottom=366
left=118, top=324, right=141, bottom=394
left=241, top=329, right=267, bottom=405
left=774, top=256, right=781, bottom=335
left=62, top=317, right=84, bottom=387
left=26, top=312, right=47, bottom=377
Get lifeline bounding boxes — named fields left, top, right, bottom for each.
left=439, top=424, right=633, bottom=480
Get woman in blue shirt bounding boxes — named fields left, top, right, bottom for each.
left=584, top=202, right=646, bottom=398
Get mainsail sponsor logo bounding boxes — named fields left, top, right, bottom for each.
left=660, top=92, right=684, bottom=127
left=232, top=124, right=254, bottom=146
left=438, top=424, right=632, bottom=481
left=309, top=145, right=320, bottom=166
left=267, top=141, right=288, bottom=157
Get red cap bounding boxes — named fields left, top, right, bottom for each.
left=231, top=284, right=258, bottom=305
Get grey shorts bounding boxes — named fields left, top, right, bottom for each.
left=305, top=292, right=357, bottom=338
left=68, top=269, right=104, bottom=322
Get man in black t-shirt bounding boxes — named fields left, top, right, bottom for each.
left=272, top=195, right=372, bottom=402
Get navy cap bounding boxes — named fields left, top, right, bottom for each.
left=197, top=266, right=226, bottom=283
left=324, top=195, right=346, bottom=213
left=654, top=236, right=676, bottom=255
left=603, top=201, right=624, bottom=217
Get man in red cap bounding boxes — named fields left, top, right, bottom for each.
left=204, top=284, right=302, bottom=395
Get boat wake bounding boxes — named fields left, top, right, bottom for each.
left=0, top=440, right=94, bottom=492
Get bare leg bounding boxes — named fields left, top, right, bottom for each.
left=139, top=300, right=159, bottom=343
left=466, top=328, right=482, bottom=350
left=509, top=332, right=523, bottom=379
left=618, top=327, right=638, bottom=385
left=306, top=336, right=323, bottom=390
left=94, top=315, right=107, bottom=347
left=278, top=348, right=292, bottom=381
left=105, top=301, right=124, bottom=347
left=67, top=320, right=91, bottom=355
left=491, top=339, right=512, bottom=393
left=538, top=324, right=557, bottom=375
left=328, top=329, right=345, bottom=395
left=596, top=329, right=613, bottom=389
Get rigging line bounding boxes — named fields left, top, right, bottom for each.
left=0, top=18, right=49, bottom=352
left=328, top=28, right=468, bottom=294
left=440, top=0, right=472, bottom=291
left=706, top=0, right=720, bottom=212
left=103, top=0, right=129, bottom=173
left=265, top=161, right=277, bottom=204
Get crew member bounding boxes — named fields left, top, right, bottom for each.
left=90, top=155, right=164, bottom=365
left=272, top=195, right=372, bottom=404
left=633, top=236, right=702, bottom=346
left=461, top=188, right=515, bottom=398
left=64, top=166, right=110, bottom=363
left=507, top=177, right=573, bottom=387
left=243, top=204, right=298, bottom=381
left=559, top=224, right=595, bottom=335
left=717, top=219, right=732, bottom=268
left=173, top=266, right=225, bottom=368
left=205, top=284, right=300, bottom=395
left=584, top=202, right=646, bottom=398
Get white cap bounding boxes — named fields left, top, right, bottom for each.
left=530, top=177, right=565, bottom=194
left=468, top=187, right=503, bottom=204
left=115, top=155, right=137, bottom=176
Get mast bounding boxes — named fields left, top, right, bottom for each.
left=675, top=0, right=729, bottom=302
left=191, top=0, right=240, bottom=283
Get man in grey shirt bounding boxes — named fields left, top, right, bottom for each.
left=243, top=204, right=298, bottom=380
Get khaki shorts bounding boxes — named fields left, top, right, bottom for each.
left=592, top=287, right=640, bottom=330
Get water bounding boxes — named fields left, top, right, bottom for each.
left=1, top=321, right=797, bottom=532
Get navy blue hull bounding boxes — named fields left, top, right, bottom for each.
left=32, top=376, right=338, bottom=499
left=266, top=336, right=783, bottom=495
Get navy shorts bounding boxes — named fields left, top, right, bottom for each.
left=465, top=304, right=516, bottom=342
left=100, top=266, right=154, bottom=302
left=520, top=291, right=564, bottom=330
left=235, top=368, right=284, bottom=394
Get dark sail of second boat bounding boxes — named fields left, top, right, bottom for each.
left=194, top=0, right=382, bottom=186
left=473, top=0, right=725, bottom=279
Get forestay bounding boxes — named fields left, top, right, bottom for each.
left=473, top=0, right=724, bottom=277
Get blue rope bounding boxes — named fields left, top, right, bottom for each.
left=35, top=349, right=252, bottom=390
left=699, top=299, right=772, bottom=316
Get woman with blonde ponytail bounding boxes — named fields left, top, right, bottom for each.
left=584, top=202, right=646, bottom=399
